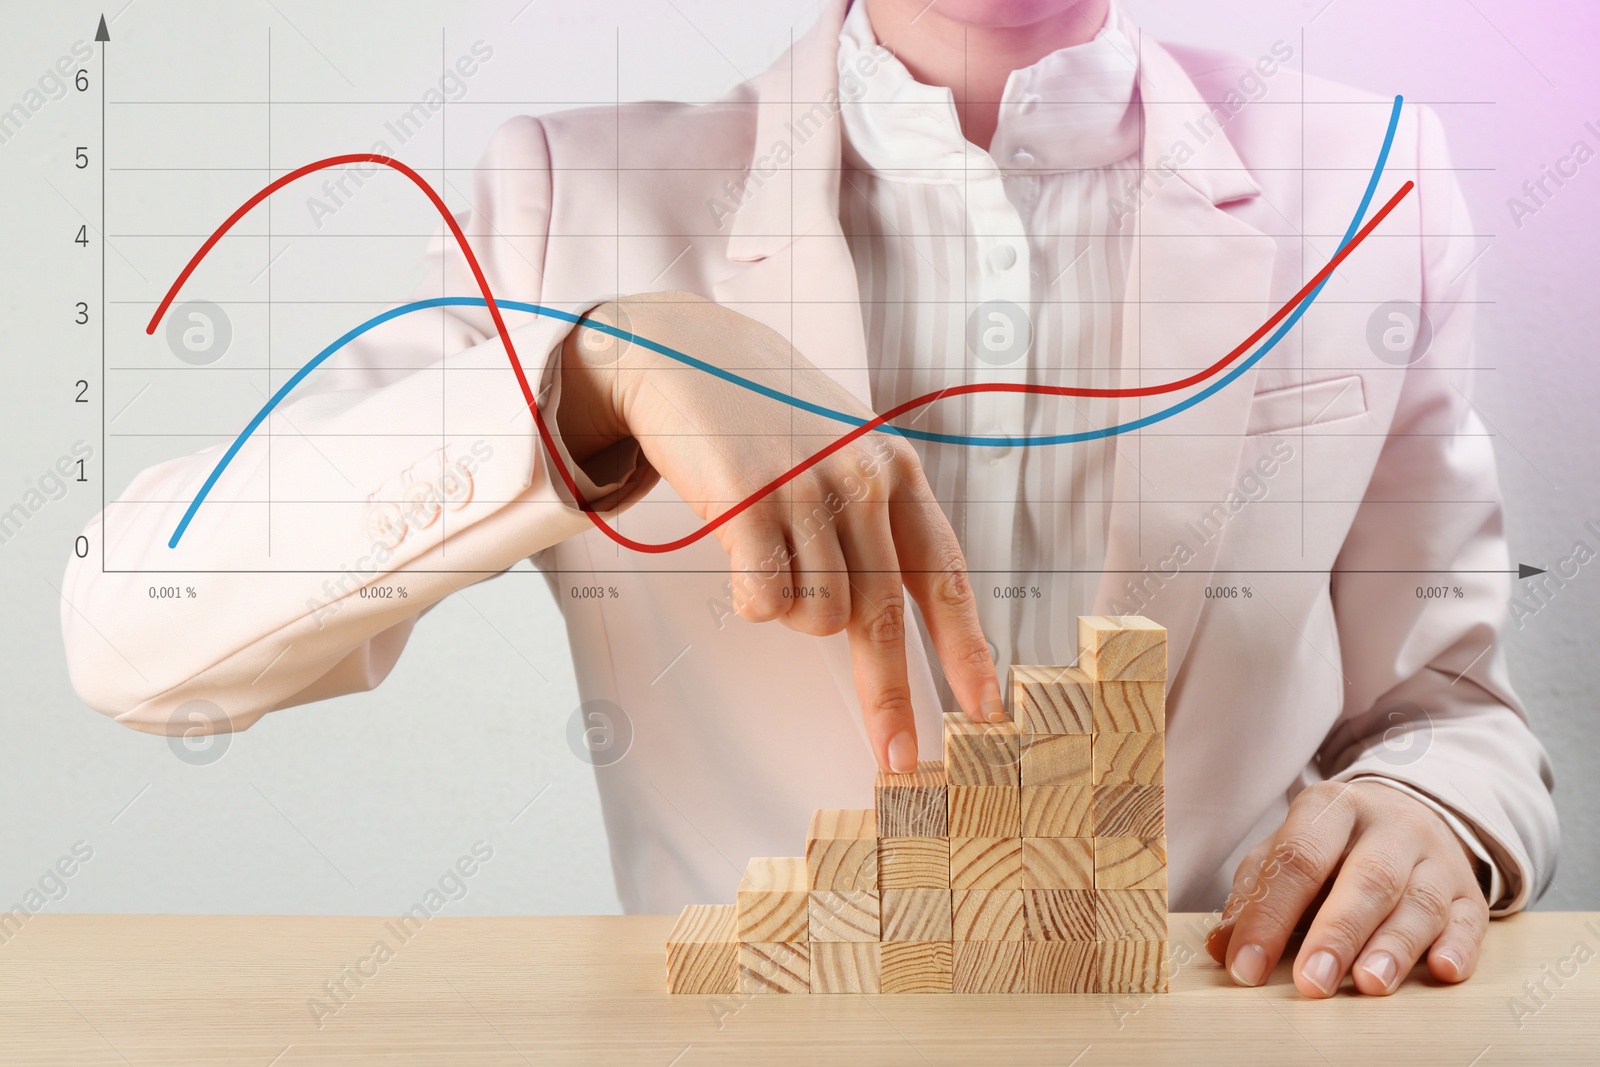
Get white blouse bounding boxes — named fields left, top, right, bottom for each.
left=838, top=0, right=1142, bottom=696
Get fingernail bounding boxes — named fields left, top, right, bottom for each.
left=1302, top=949, right=1341, bottom=996
left=1205, top=922, right=1234, bottom=963
left=1230, top=942, right=1269, bottom=987
left=1358, top=950, right=1398, bottom=992
left=1433, top=947, right=1462, bottom=981
left=981, top=697, right=1007, bottom=723
left=887, top=731, right=918, bottom=773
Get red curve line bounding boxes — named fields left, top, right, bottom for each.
left=147, top=154, right=1413, bottom=554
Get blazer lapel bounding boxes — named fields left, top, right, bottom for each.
left=711, top=0, right=872, bottom=406
left=1092, top=31, right=1279, bottom=680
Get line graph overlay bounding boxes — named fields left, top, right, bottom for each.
left=147, top=98, right=1410, bottom=553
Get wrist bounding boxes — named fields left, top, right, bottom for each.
left=556, top=300, right=636, bottom=465
left=560, top=290, right=723, bottom=453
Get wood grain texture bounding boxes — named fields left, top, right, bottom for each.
left=808, top=890, right=880, bottom=942
left=666, top=902, right=734, bottom=945
left=951, top=890, right=1025, bottom=942
left=805, top=808, right=878, bottom=891
left=953, top=941, right=1028, bottom=993
left=737, top=941, right=810, bottom=994
left=736, top=857, right=809, bottom=942
left=881, top=888, right=954, bottom=942
left=666, top=904, right=738, bottom=994
left=948, top=785, right=1020, bottom=837
left=1092, top=785, right=1165, bottom=838
left=810, top=942, right=881, bottom=994
left=1095, top=681, right=1167, bottom=733
left=1023, top=889, right=1097, bottom=942
left=10, top=913, right=1597, bottom=1059
left=1011, top=664, right=1094, bottom=734
left=876, top=761, right=949, bottom=838
left=1092, top=733, right=1165, bottom=786
left=879, top=941, right=954, bottom=994
left=1021, top=838, right=1094, bottom=890
left=1077, top=616, right=1167, bottom=681
left=1025, top=941, right=1097, bottom=993
left=1020, top=784, right=1092, bottom=837
left=950, top=837, right=1023, bottom=890
left=879, top=836, right=951, bottom=889
left=1096, top=939, right=1169, bottom=994
left=1096, top=890, right=1169, bottom=942
left=1020, top=733, right=1092, bottom=788
left=1095, top=836, right=1168, bottom=891
left=942, top=712, right=1021, bottom=786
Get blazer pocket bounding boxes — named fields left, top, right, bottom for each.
left=1245, top=375, right=1368, bottom=436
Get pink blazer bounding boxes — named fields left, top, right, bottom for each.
left=63, top=0, right=1556, bottom=916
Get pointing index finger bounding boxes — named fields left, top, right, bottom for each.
left=886, top=467, right=1001, bottom=724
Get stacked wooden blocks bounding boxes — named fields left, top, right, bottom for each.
left=1013, top=614, right=1169, bottom=993
left=665, top=615, right=1170, bottom=995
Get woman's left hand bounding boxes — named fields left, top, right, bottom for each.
left=1205, top=780, right=1491, bottom=997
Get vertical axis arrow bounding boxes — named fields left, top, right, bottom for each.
left=97, top=14, right=108, bottom=569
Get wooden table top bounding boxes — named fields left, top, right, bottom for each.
left=3, top=911, right=1598, bottom=1065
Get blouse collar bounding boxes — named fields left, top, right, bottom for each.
left=838, top=0, right=1141, bottom=179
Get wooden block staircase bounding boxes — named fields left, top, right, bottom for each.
left=665, top=614, right=1170, bottom=995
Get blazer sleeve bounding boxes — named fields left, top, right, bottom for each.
left=1319, top=105, right=1558, bottom=914
left=60, top=115, right=656, bottom=736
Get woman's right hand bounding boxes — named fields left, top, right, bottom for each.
left=555, top=291, right=1004, bottom=772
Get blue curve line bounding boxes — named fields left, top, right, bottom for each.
left=167, top=95, right=1404, bottom=549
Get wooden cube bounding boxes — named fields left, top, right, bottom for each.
left=1095, top=681, right=1166, bottom=733
left=876, top=761, right=948, bottom=838
left=1019, top=784, right=1091, bottom=837
left=1078, top=616, right=1167, bottom=681
left=1092, top=732, right=1164, bottom=786
left=735, top=857, right=809, bottom=942
left=805, top=808, right=878, bottom=891
left=1095, top=835, right=1168, bottom=890
left=879, top=941, right=954, bottom=993
left=810, top=942, right=880, bottom=993
left=1025, top=941, right=1096, bottom=993
left=1096, top=939, right=1170, bottom=993
left=1092, top=784, right=1165, bottom=838
left=948, top=785, right=1020, bottom=837
left=1011, top=665, right=1094, bottom=734
left=1096, top=889, right=1168, bottom=941
left=954, top=941, right=1027, bottom=993
left=808, top=889, right=880, bottom=942
left=951, top=889, right=1024, bottom=942
left=942, top=712, right=1020, bottom=786
left=1020, top=733, right=1091, bottom=787
left=879, top=836, right=950, bottom=890
left=1022, top=889, right=1096, bottom=942
left=950, top=837, right=1023, bottom=890
left=737, top=941, right=810, bottom=994
left=1021, top=838, right=1094, bottom=890
left=881, top=888, right=953, bottom=942
left=666, top=904, right=738, bottom=994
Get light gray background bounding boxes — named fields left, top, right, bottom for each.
left=1, top=0, right=1594, bottom=917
